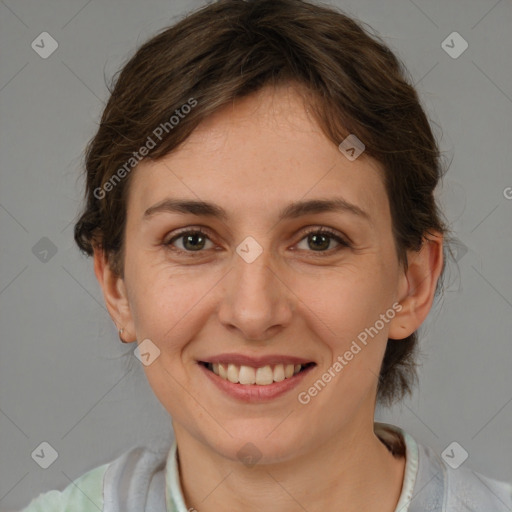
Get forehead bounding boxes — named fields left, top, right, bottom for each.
left=128, top=84, right=388, bottom=224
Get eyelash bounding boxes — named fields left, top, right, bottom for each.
left=163, top=226, right=350, bottom=257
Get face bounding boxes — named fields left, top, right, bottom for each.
left=116, top=84, right=409, bottom=463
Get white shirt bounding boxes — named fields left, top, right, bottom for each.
left=21, top=422, right=512, bottom=511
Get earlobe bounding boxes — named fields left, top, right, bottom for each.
left=93, top=247, right=136, bottom=343
left=388, top=232, right=444, bottom=340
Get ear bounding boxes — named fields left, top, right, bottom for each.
left=93, top=247, right=136, bottom=343
left=388, top=231, right=444, bottom=340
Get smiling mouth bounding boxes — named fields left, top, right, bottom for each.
left=199, top=361, right=316, bottom=386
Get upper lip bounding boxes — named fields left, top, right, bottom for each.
left=199, top=353, right=315, bottom=367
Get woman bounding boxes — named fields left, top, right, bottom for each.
left=21, top=0, right=512, bottom=510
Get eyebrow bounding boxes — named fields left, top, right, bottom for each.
left=143, top=197, right=370, bottom=223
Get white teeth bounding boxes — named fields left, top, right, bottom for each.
left=208, top=362, right=308, bottom=385
left=227, top=364, right=239, bottom=383
left=218, top=363, right=228, bottom=379
left=273, top=364, right=285, bottom=382
left=255, top=365, right=274, bottom=385
left=239, top=365, right=256, bottom=385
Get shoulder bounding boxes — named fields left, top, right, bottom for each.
left=443, top=459, right=512, bottom=510
left=376, top=423, right=512, bottom=512
left=416, top=441, right=512, bottom=511
left=20, top=445, right=166, bottom=512
left=20, top=462, right=108, bottom=511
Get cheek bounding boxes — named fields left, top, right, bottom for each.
left=126, top=259, right=220, bottom=350
left=293, top=264, right=393, bottom=340
left=293, top=272, right=393, bottom=408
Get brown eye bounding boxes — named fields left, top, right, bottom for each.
left=296, top=228, right=349, bottom=253
left=165, top=230, right=214, bottom=253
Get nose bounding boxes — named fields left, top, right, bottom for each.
left=217, top=250, right=294, bottom=341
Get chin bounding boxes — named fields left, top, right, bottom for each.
left=209, top=424, right=307, bottom=466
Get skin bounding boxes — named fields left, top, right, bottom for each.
left=94, top=83, right=444, bottom=512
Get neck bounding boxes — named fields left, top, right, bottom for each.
left=173, top=419, right=406, bottom=512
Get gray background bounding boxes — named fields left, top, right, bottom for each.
left=1, top=0, right=511, bottom=509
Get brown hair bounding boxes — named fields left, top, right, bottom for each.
left=74, top=0, right=448, bottom=405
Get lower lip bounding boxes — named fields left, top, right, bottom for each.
left=198, top=363, right=315, bottom=403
